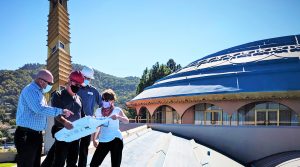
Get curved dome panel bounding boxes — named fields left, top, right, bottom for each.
left=131, top=35, right=300, bottom=102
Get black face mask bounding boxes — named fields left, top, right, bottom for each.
left=70, top=85, right=80, bottom=93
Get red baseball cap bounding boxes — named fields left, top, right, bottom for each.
left=69, top=71, right=84, bottom=84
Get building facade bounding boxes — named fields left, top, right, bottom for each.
left=127, top=35, right=300, bottom=126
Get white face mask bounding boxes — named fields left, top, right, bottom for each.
left=102, top=101, right=111, bottom=108
left=42, top=84, right=52, bottom=94
left=82, top=79, right=90, bottom=87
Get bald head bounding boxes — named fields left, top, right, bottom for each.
left=36, top=69, right=54, bottom=84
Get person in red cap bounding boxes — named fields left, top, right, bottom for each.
left=41, top=71, right=85, bottom=167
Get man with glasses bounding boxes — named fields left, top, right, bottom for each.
left=41, top=71, right=85, bottom=167
left=77, top=66, right=102, bottom=167
left=14, top=69, right=74, bottom=167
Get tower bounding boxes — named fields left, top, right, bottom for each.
left=46, top=0, right=72, bottom=91
left=45, top=0, right=72, bottom=153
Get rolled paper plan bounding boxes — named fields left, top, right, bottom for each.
left=55, top=116, right=110, bottom=142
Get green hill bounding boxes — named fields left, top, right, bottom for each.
left=0, top=63, right=139, bottom=122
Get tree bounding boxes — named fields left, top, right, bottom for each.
left=176, top=64, right=182, bottom=71
left=136, top=59, right=181, bottom=94
left=167, top=59, right=182, bottom=72
left=123, top=108, right=136, bottom=119
left=136, top=68, right=149, bottom=94
left=167, top=59, right=176, bottom=72
left=9, top=119, right=16, bottom=126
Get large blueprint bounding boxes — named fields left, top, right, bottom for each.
left=55, top=116, right=109, bottom=142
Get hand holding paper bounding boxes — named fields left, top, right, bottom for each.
left=62, top=109, right=74, bottom=117
left=63, top=120, right=73, bottom=130
left=55, top=116, right=109, bottom=142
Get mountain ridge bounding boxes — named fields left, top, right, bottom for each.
left=0, top=63, right=140, bottom=121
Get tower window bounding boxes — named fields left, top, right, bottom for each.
left=59, top=42, right=65, bottom=49
left=51, top=45, right=57, bottom=54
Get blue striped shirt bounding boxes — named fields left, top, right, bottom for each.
left=16, top=82, right=63, bottom=131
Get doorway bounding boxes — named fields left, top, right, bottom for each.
left=255, top=110, right=279, bottom=126
left=205, top=110, right=223, bottom=125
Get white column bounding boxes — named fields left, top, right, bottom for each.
left=44, top=117, right=55, bottom=154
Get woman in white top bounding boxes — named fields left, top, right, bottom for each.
left=90, top=89, right=129, bottom=167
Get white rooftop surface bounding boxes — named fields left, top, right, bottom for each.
left=37, top=126, right=245, bottom=167
left=86, top=129, right=200, bottom=167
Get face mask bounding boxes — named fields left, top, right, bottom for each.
left=71, top=85, right=80, bottom=93
left=102, top=101, right=111, bottom=108
left=82, top=79, right=90, bottom=87
left=42, top=84, right=52, bottom=94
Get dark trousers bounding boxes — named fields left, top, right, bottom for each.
left=14, top=127, right=43, bottom=167
left=41, top=125, right=60, bottom=167
left=41, top=143, right=55, bottom=167
left=78, top=135, right=91, bottom=167
left=90, top=138, right=123, bottom=167
left=41, top=125, right=80, bottom=167
left=41, top=139, right=79, bottom=167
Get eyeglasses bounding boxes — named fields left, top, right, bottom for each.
left=102, top=99, right=111, bottom=102
left=70, top=80, right=82, bottom=87
left=102, top=98, right=114, bottom=102
left=39, top=78, right=53, bottom=86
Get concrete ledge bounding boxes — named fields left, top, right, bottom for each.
left=0, top=152, right=17, bottom=162
left=147, top=132, right=172, bottom=167
left=122, top=125, right=148, bottom=138
left=88, top=125, right=150, bottom=149
left=122, top=125, right=150, bottom=144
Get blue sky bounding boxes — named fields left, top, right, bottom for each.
left=0, top=0, right=299, bottom=77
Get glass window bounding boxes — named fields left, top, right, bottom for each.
left=245, top=108, right=255, bottom=125
left=279, top=109, right=291, bottom=126
left=172, top=110, right=180, bottom=124
left=237, top=104, right=255, bottom=125
left=51, top=45, right=57, bottom=54
left=205, top=112, right=212, bottom=125
left=255, top=103, right=267, bottom=110
left=238, top=109, right=246, bottom=125
left=153, top=110, right=162, bottom=123
left=210, top=105, right=222, bottom=110
left=268, top=102, right=279, bottom=109
left=231, top=112, right=238, bottom=126
left=237, top=102, right=298, bottom=126
left=291, top=114, right=300, bottom=126
left=194, top=103, right=224, bottom=125
left=59, top=42, right=65, bottom=49
left=207, top=105, right=212, bottom=110
left=195, top=110, right=204, bottom=125
left=195, top=104, right=205, bottom=111
left=279, top=104, right=289, bottom=110
left=213, top=112, right=219, bottom=124
left=223, top=112, right=230, bottom=125
left=207, top=104, right=222, bottom=110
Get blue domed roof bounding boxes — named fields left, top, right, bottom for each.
left=186, top=35, right=300, bottom=68
left=131, top=35, right=300, bottom=102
